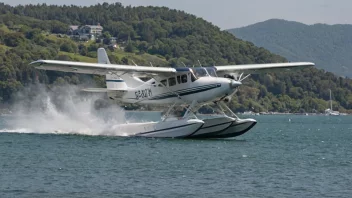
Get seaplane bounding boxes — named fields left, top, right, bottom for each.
left=30, top=48, right=314, bottom=138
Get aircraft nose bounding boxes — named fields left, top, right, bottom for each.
left=230, top=80, right=242, bottom=88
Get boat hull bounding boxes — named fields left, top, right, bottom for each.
left=209, top=118, right=257, bottom=138
left=189, top=116, right=234, bottom=137
left=109, top=116, right=256, bottom=139
left=112, top=119, right=204, bottom=138
left=189, top=117, right=257, bottom=139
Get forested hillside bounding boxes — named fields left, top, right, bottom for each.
left=0, top=3, right=351, bottom=113
left=228, top=19, right=352, bottom=78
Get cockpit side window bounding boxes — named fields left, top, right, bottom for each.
left=177, top=76, right=181, bottom=84
left=181, top=74, right=187, bottom=83
left=169, top=77, right=176, bottom=86
left=160, top=79, right=167, bottom=87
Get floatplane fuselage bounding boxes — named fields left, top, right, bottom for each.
left=103, top=70, right=240, bottom=105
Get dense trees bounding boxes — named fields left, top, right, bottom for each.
left=0, top=3, right=351, bottom=113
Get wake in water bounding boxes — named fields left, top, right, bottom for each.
left=1, top=84, right=132, bottom=136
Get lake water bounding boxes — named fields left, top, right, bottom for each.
left=0, top=114, right=351, bottom=198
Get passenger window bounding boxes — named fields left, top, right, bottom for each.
left=177, top=76, right=181, bottom=84
left=169, top=77, right=176, bottom=86
left=181, top=74, right=187, bottom=83
left=160, top=79, right=167, bottom=87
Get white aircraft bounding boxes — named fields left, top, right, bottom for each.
left=30, top=48, right=314, bottom=138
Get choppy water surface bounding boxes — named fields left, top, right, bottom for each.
left=0, top=115, right=351, bottom=198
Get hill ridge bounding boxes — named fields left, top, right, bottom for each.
left=228, top=19, right=352, bottom=77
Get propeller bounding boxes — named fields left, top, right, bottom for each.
left=225, top=72, right=251, bottom=82
left=223, top=72, right=251, bottom=103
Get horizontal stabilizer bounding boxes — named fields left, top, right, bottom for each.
left=81, top=88, right=109, bottom=93
left=81, top=88, right=128, bottom=99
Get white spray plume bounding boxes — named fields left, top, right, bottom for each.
left=2, top=83, right=130, bottom=136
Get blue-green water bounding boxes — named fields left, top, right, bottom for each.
left=0, top=115, right=351, bottom=197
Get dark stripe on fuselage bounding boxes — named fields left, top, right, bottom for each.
left=151, top=86, right=215, bottom=100
left=152, top=84, right=219, bottom=98
left=150, top=85, right=215, bottom=99
left=151, top=87, right=216, bottom=100
left=150, top=84, right=221, bottom=100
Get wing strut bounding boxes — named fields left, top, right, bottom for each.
left=162, top=102, right=177, bottom=121
left=183, top=100, right=198, bottom=119
left=131, top=60, right=138, bottom=66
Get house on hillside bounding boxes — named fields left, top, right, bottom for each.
left=68, top=25, right=79, bottom=34
left=68, top=24, right=103, bottom=41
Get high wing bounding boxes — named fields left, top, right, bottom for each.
left=30, top=59, right=314, bottom=76
left=30, top=60, right=176, bottom=76
left=215, top=62, right=314, bottom=74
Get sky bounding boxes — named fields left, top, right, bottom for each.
left=3, top=0, right=352, bottom=29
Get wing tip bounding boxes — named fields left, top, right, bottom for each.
left=304, top=62, right=315, bottom=67
left=303, top=62, right=315, bottom=66
left=29, top=60, right=45, bottom=66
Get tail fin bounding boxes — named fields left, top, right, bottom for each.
left=97, top=48, right=144, bottom=88
left=97, top=48, right=127, bottom=90
left=98, top=48, right=110, bottom=64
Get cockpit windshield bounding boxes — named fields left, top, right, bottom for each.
left=192, top=68, right=207, bottom=78
left=206, top=68, right=217, bottom=77
left=190, top=67, right=217, bottom=80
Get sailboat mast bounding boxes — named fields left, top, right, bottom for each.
left=329, top=89, right=332, bottom=110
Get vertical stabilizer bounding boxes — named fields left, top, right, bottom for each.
left=97, top=48, right=144, bottom=88
left=98, top=48, right=111, bottom=64
left=97, top=48, right=127, bottom=90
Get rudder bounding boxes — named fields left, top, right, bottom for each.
left=98, top=48, right=110, bottom=64
left=97, top=48, right=127, bottom=90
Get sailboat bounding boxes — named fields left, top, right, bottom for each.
left=325, top=89, right=340, bottom=116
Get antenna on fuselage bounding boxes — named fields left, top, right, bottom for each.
left=131, top=60, right=138, bottom=66
left=181, top=62, right=186, bottom=67
left=198, top=60, right=202, bottom=67
left=150, top=62, right=154, bottom=67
